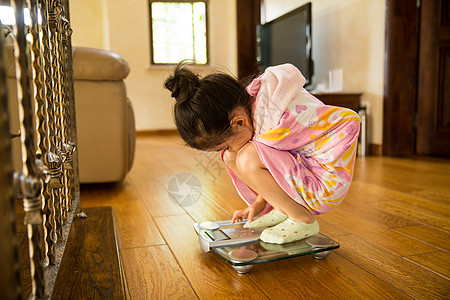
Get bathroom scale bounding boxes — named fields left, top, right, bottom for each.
left=193, top=219, right=340, bottom=273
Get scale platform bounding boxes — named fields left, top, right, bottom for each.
left=194, top=219, right=340, bottom=273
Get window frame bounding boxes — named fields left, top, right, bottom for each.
left=148, top=0, right=209, bottom=66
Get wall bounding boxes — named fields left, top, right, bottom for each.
left=70, top=0, right=385, bottom=144
left=70, top=0, right=109, bottom=49
left=264, top=0, right=385, bottom=146
left=70, top=0, right=238, bottom=131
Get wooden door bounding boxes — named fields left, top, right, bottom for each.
left=383, top=0, right=420, bottom=157
left=416, top=0, right=450, bottom=157
left=236, top=0, right=261, bottom=80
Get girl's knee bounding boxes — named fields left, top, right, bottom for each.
left=235, top=143, right=264, bottom=174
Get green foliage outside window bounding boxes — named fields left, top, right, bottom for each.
left=151, top=1, right=207, bottom=64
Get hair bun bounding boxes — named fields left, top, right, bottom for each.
left=164, top=63, right=200, bottom=104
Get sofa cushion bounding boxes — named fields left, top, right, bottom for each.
left=5, top=44, right=130, bottom=81
left=72, top=47, right=130, bottom=81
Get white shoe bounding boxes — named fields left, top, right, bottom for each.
left=260, top=219, right=319, bottom=244
left=243, top=210, right=288, bottom=228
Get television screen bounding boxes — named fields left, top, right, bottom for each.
left=257, top=3, right=313, bottom=86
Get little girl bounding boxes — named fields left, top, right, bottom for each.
left=165, top=63, right=360, bottom=244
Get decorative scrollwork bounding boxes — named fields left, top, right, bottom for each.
left=4, top=0, right=79, bottom=296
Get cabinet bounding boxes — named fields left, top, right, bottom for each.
left=312, top=92, right=361, bottom=112
left=313, top=92, right=369, bottom=155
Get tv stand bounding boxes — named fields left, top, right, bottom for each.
left=312, top=92, right=362, bottom=112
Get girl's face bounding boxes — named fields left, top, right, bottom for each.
left=205, top=108, right=253, bottom=153
left=212, top=122, right=253, bottom=153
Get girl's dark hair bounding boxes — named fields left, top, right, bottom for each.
left=164, top=62, right=252, bottom=150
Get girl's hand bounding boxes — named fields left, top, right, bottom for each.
left=232, top=207, right=251, bottom=224
left=232, top=196, right=267, bottom=224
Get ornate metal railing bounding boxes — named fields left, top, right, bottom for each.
left=0, top=0, right=79, bottom=298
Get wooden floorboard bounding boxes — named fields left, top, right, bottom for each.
left=246, top=258, right=340, bottom=299
left=335, top=235, right=448, bottom=299
left=155, top=214, right=268, bottom=299
left=321, top=209, right=437, bottom=256
left=52, top=207, right=127, bottom=299
left=120, top=245, right=198, bottom=299
left=290, top=254, right=412, bottom=299
left=338, top=197, right=418, bottom=228
left=80, top=134, right=450, bottom=299
left=81, top=181, right=165, bottom=249
left=392, top=224, right=450, bottom=252
left=403, top=251, right=450, bottom=279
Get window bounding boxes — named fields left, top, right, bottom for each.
left=0, top=6, right=40, bottom=26
left=149, top=1, right=208, bottom=65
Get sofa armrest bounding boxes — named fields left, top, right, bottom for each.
left=73, top=47, right=130, bottom=81
left=75, top=80, right=134, bottom=183
left=5, top=43, right=135, bottom=183
left=5, top=45, right=130, bottom=81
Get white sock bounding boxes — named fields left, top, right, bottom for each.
left=243, top=210, right=288, bottom=228
left=260, top=219, right=319, bottom=244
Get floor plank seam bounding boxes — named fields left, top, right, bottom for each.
left=332, top=206, right=409, bottom=231
left=150, top=213, right=188, bottom=219
left=127, top=176, right=201, bottom=298
left=334, top=248, right=415, bottom=299
left=149, top=213, right=202, bottom=298
left=404, top=193, right=450, bottom=207
left=119, top=244, right=168, bottom=251
left=391, top=229, right=449, bottom=252
left=127, top=176, right=185, bottom=240
left=389, top=224, right=424, bottom=229
left=401, top=249, right=444, bottom=258
left=334, top=204, right=449, bottom=248
left=363, top=200, right=448, bottom=232
left=328, top=220, right=432, bottom=260
left=155, top=240, right=201, bottom=300
left=288, top=258, right=347, bottom=299
left=402, top=256, right=450, bottom=281
left=127, top=174, right=186, bottom=220
left=151, top=175, right=234, bottom=222
left=244, top=273, right=273, bottom=300
left=195, top=196, right=233, bottom=220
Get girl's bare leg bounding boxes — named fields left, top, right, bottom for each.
left=224, top=143, right=315, bottom=224
left=224, top=142, right=319, bottom=244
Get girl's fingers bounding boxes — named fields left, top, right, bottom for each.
left=247, top=207, right=255, bottom=223
left=232, top=210, right=242, bottom=223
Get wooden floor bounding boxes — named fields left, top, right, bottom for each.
left=81, top=133, right=450, bottom=299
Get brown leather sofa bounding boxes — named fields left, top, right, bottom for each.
left=6, top=45, right=135, bottom=183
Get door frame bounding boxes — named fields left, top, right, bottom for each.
left=383, top=0, right=421, bottom=156
left=236, top=0, right=261, bottom=80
